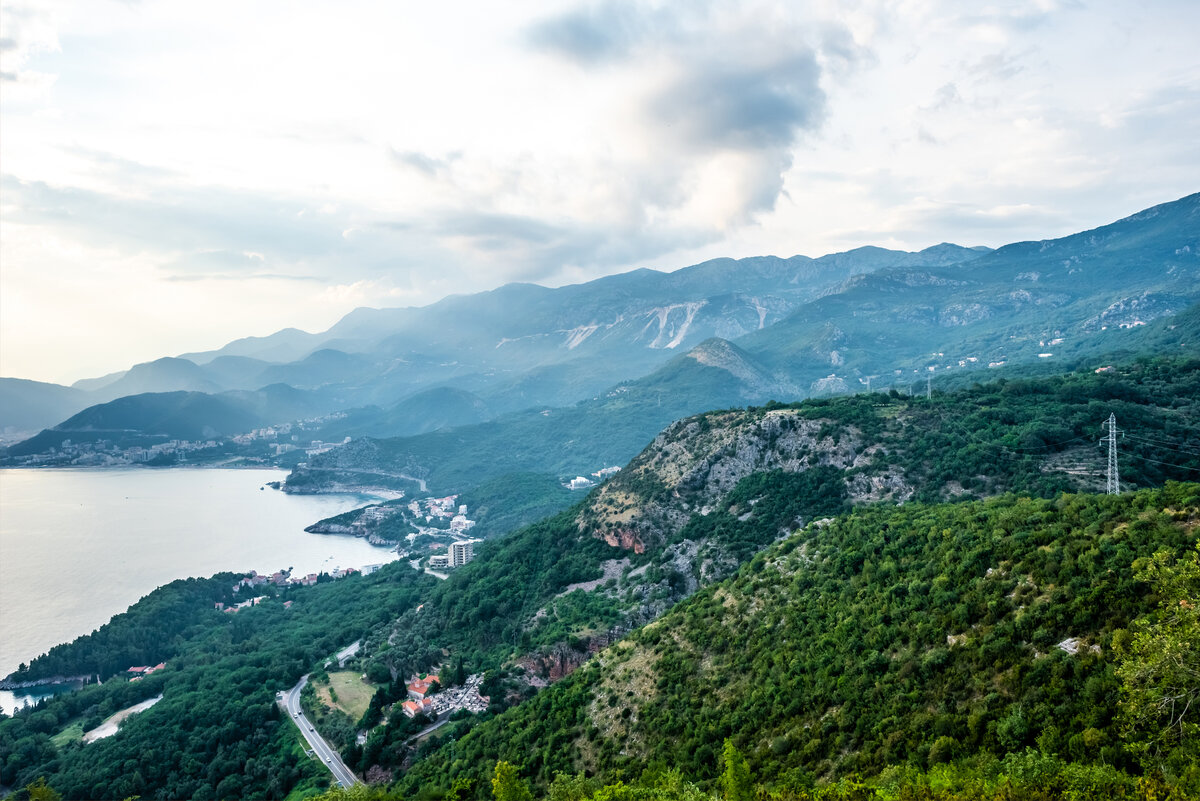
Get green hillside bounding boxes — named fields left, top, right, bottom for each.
left=4, top=390, right=268, bottom=456
left=5, top=359, right=1200, bottom=800
left=284, top=339, right=773, bottom=495
left=397, top=484, right=1200, bottom=796
left=0, top=564, right=433, bottom=799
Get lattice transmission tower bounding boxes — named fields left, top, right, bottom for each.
left=1099, top=413, right=1124, bottom=494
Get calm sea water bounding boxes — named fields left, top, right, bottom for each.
left=0, top=467, right=396, bottom=714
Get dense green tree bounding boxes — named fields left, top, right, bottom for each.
left=1115, top=543, right=1200, bottom=783
left=720, top=740, right=752, bottom=801
left=23, top=778, right=61, bottom=801
left=493, top=761, right=534, bottom=801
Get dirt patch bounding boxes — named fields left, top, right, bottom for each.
left=556, top=558, right=631, bottom=597
left=83, top=695, right=162, bottom=743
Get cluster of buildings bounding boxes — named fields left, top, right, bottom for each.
left=565, top=465, right=622, bottom=491
left=229, top=414, right=349, bottom=451
left=360, top=505, right=399, bottom=523
left=8, top=411, right=360, bottom=468
left=126, top=662, right=166, bottom=681
left=231, top=423, right=294, bottom=446
left=227, top=563, right=387, bottom=596
left=215, top=595, right=267, bottom=612
left=407, top=495, right=473, bottom=529
left=12, top=437, right=223, bottom=467
left=398, top=672, right=489, bottom=718
left=399, top=495, right=478, bottom=542
left=428, top=539, right=479, bottom=570
left=303, top=439, right=349, bottom=457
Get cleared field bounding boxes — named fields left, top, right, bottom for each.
left=316, top=670, right=376, bottom=720
left=51, top=721, right=84, bottom=747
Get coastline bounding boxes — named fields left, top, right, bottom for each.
left=0, top=467, right=397, bottom=686
left=0, top=674, right=91, bottom=691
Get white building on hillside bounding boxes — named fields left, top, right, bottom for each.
left=450, top=539, right=479, bottom=567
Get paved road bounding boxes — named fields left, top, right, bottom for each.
left=280, top=676, right=360, bottom=789
left=334, top=640, right=361, bottom=668
left=406, top=712, right=451, bottom=743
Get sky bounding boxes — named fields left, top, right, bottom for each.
left=2, top=0, right=1198, bottom=384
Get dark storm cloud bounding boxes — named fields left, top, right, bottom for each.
left=523, top=0, right=667, bottom=65
left=524, top=2, right=845, bottom=229
left=652, top=51, right=826, bottom=151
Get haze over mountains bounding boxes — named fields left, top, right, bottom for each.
left=3, top=193, right=1197, bottom=456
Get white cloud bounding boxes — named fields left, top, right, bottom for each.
left=1, top=0, right=1199, bottom=382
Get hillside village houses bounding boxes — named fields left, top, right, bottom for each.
left=126, top=662, right=166, bottom=681
left=408, top=495, right=462, bottom=522
left=360, top=505, right=395, bottom=523
left=10, top=410, right=353, bottom=467
left=221, top=564, right=382, bottom=608
left=399, top=672, right=490, bottom=717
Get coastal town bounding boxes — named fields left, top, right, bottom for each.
left=3, top=414, right=350, bottom=467
left=308, top=493, right=489, bottom=572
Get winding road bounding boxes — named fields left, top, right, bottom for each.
left=279, top=675, right=360, bottom=789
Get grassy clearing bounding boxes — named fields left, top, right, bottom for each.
left=51, top=721, right=84, bottom=747
left=315, top=670, right=376, bottom=720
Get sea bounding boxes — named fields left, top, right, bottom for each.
left=0, top=467, right=397, bottom=714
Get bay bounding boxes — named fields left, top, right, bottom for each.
left=0, top=467, right=395, bottom=714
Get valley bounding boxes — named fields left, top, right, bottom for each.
left=1, top=195, right=1199, bottom=800
left=3, top=358, right=1199, bottom=799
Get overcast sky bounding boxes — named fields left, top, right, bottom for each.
left=2, top=0, right=1198, bottom=384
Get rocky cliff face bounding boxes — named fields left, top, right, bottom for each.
left=578, top=407, right=902, bottom=553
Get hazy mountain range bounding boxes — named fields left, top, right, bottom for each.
left=3, top=193, right=1197, bottom=457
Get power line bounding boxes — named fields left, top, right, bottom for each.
left=1123, top=452, right=1200, bottom=474
left=1001, top=435, right=1093, bottom=452
left=1124, top=433, right=1200, bottom=456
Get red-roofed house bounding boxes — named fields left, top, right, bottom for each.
left=407, top=673, right=440, bottom=697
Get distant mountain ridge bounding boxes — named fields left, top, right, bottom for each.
left=4, top=391, right=278, bottom=458
left=4, top=193, right=1197, bottom=451
left=2, top=242, right=990, bottom=437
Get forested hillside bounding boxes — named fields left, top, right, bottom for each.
left=367, top=358, right=1200, bottom=673
left=4, top=359, right=1199, bottom=800
left=316, top=359, right=1200, bottom=786
left=395, top=484, right=1200, bottom=797
left=0, top=565, right=433, bottom=799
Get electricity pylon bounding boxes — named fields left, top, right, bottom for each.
left=1100, top=413, right=1123, bottom=494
